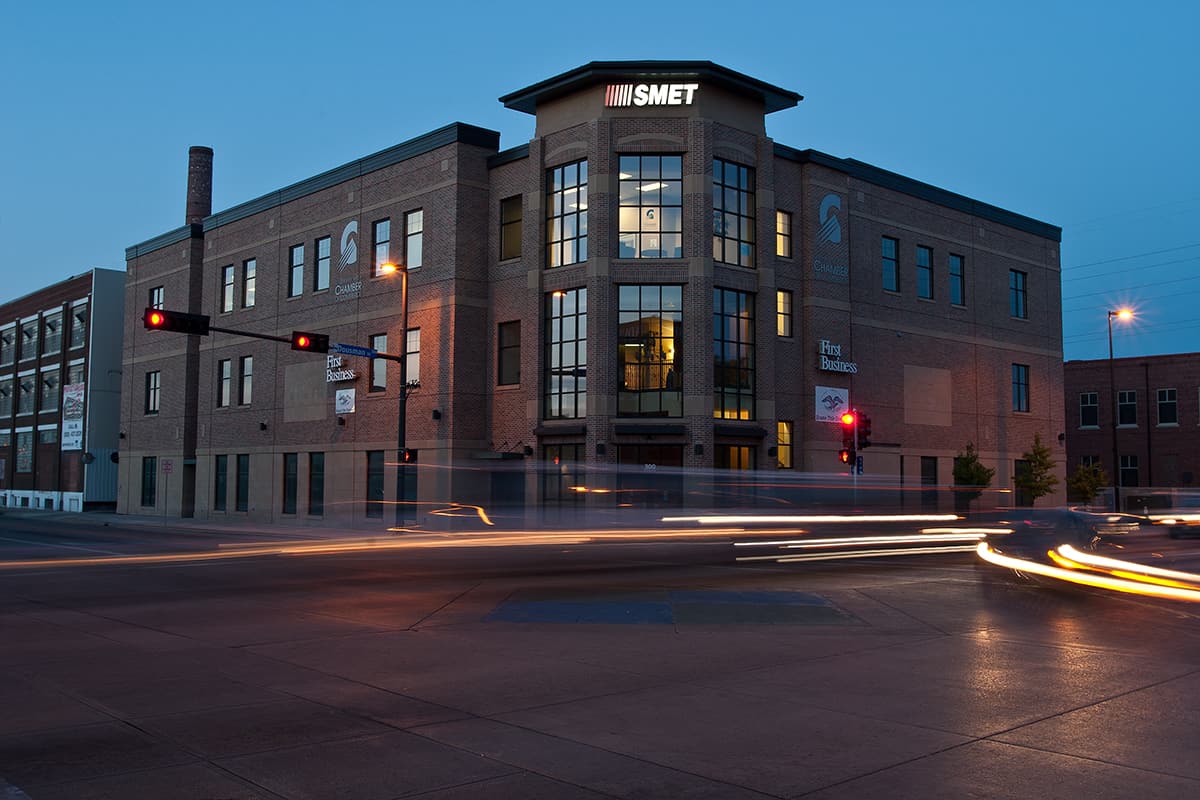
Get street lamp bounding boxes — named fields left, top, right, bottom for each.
left=1107, top=308, right=1133, bottom=511
left=380, top=261, right=409, bottom=528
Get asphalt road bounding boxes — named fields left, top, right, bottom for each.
left=3, top=511, right=1200, bottom=799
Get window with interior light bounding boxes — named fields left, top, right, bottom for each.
left=618, top=285, right=682, bottom=417
left=618, top=155, right=682, bottom=259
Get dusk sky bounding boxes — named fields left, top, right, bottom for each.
left=3, top=1, right=1196, bottom=362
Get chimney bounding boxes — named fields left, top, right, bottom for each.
left=185, top=146, right=213, bottom=225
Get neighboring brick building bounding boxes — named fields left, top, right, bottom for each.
left=118, top=61, right=1065, bottom=524
left=1065, top=353, right=1200, bottom=507
left=0, top=269, right=125, bottom=511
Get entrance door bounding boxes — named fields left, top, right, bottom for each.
left=921, top=456, right=938, bottom=509
left=616, top=444, right=684, bottom=507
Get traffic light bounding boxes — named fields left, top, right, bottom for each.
left=143, top=307, right=210, bottom=335
left=402, top=448, right=418, bottom=463
left=839, top=449, right=851, bottom=464
left=840, top=411, right=857, bottom=452
left=859, top=414, right=872, bottom=449
left=291, top=331, right=329, bottom=353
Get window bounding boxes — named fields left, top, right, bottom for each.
left=20, top=320, right=38, bottom=361
left=369, top=334, right=387, bottom=392
left=370, top=219, right=391, bottom=277
left=149, top=285, right=164, bottom=310
left=618, top=285, right=682, bottom=418
left=282, top=453, right=297, bottom=514
left=916, top=246, right=933, bottom=299
left=949, top=254, right=965, bottom=306
left=498, top=321, right=520, bottom=385
left=716, top=445, right=755, bottom=470
left=366, top=451, right=385, bottom=518
left=309, top=452, right=325, bottom=516
left=713, top=158, right=755, bottom=267
left=405, top=210, right=424, bottom=270
left=1012, top=364, right=1029, bottom=412
left=236, top=453, right=250, bottom=512
left=1079, top=392, right=1098, bottom=428
left=39, top=370, right=58, bottom=413
left=1010, top=270, right=1028, bottom=319
left=1081, top=455, right=1101, bottom=469
left=315, top=236, right=331, bottom=291
left=500, top=196, right=522, bottom=260
left=288, top=244, right=304, bottom=297
left=1157, top=388, right=1178, bottom=425
left=38, top=429, right=57, bottom=444
left=221, top=265, right=235, bottom=312
left=1120, top=454, right=1139, bottom=487
left=776, top=210, right=793, bottom=258
left=406, top=329, right=420, bottom=386
left=214, top=454, right=228, bottom=512
left=777, top=421, right=794, bottom=469
left=882, top=237, right=899, bottom=292
left=18, top=377, right=34, bottom=415
left=544, top=287, right=587, bottom=419
left=43, top=313, right=62, bottom=355
left=0, top=379, right=11, bottom=417
left=618, top=155, right=682, bottom=259
left=243, top=259, right=256, bottom=308
left=776, top=290, right=793, bottom=337
left=1118, top=390, right=1137, bottom=426
left=67, top=363, right=84, bottom=386
left=0, top=328, right=13, bottom=365
left=217, top=359, right=231, bottom=407
left=144, top=371, right=160, bottom=414
left=70, top=304, right=87, bottom=349
left=541, top=443, right=585, bottom=507
left=16, top=431, right=33, bottom=472
left=547, top=160, right=588, bottom=267
left=141, top=456, right=157, bottom=507
left=714, top=288, right=755, bottom=420
left=239, top=356, right=253, bottom=405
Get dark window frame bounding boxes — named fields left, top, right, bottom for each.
left=498, top=320, right=520, bottom=386
left=882, top=237, right=899, bottom=292
left=221, top=264, right=235, bottom=313
left=217, top=359, right=231, bottom=408
left=1079, top=391, right=1099, bottom=428
left=214, top=454, right=228, bottom=512
left=546, top=160, right=588, bottom=268
left=235, top=453, right=250, bottom=512
left=1118, top=390, right=1137, bottom=426
left=314, top=236, right=331, bottom=292
left=1157, top=388, right=1178, bottom=425
left=1012, top=363, right=1030, bottom=413
left=500, top=196, right=522, bottom=261
left=405, top=209, right=424, bottom=270
left=238, top=356, right=253, bottom=406
left=288, top=244, right=304, bottom=298
left=369, top=333, right=387, bottom=392
left=712, top=158, right=755, bottom=268
left=544, top=287, right=587, bottom=420
left=916, top=245, right=933, bottom=299
left=713, top=288, right=756, bottom=420
left=308, top=452, right=325, bottom=516
left=141, top=456, right=157, bottom=507
left=949, top=253, right=965, bottom=306
left=144, top=370, right=160, bottom=415
left=282, top=453, right=297, bottom=515
left=372, top=218, right=391, bottom=277
left=1010, top=269, right=1028, bottom=319
left=243, top=258, right=256, bottom=308
left=149, top=285, right=165, bottom=310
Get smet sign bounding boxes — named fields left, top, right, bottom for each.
left=605, top=83, right=700, bottom=107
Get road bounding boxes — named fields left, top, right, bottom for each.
left=2, top=510, right=1200, bottom=799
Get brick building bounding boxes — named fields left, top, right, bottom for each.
left=1065, top=353, right=1200, bottom=507
left=118, top=61, right=1065, bottom=523
left=0, top=269, right=125, bottom=511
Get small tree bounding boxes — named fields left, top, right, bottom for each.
left=1012, top=433, right=1060, bottom=506
left=1067, top=462, right=1108, bottom=505
left=953, top=442, right=996, bottom=511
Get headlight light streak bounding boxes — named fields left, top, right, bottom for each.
left=976, top=542, right=1200, bottom=602
left=737, top=544, right=981, bottom=564
left=663, top=514, right=961, bottom=525
left=1056, top=544, right=1200, bottom=587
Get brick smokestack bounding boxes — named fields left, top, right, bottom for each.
left=185, top=146, right=213, bottom=225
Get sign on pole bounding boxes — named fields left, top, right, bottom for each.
left=330, top=342, right=377, bottom=359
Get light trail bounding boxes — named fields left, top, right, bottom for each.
left=662, top=514, right=961, bottom=525
left=738, top=544, right=980, bottom=563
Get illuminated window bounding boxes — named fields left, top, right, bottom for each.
left=1010, top=270, right=1028, bottom=319
left=217, top=359, right=231, bottom=408
left=713, top=158, right=755, bottom=267
left=777, top=421, right=794, bottom=469
left=315, top=236, right=331, bottom=291
left=1012, top=363, right=1029, bottom=413
left=243, top=259, right=256, bottom=308
left=716, top=445, right=755, bottom=470
left=149, top=285, right=164, bottom=310
left=618, top=155, right=682, bottom=258
left=498, top=321, right=520, bottom=385
left=546, top=161, right=588, bottom=268
left=1079, top=392, right=1098, bottom=428
left=500, top=197, right=522, bottom=260
left=617, top=285, right=682, bottom=417
left=544, top=288, right=587, bottom=419
left=949, top=254, right=965, bottom=305
left=288, top=245, right=304, bottom=298
left=916, top=246, right=933, bottom=299
left=369, top=334, right=387, bottom=392
left=776, top=210, right=792, bottom=258
left=405, top=210, right=424, bottom=270
left=776, top=290, right=793, bottom=337
left=881, top=237, right=899, bottom=292
left=373, top=219, right=390, bottom=276
left=714, top=288, right=755, bottom=420
left=1157, top=388, right=1177, bottom=425
left=1118, top=390, right=1136, bottom=426
left=145, top=370, right=160, bottom=414
left=221, top=265, right=235, bottom=312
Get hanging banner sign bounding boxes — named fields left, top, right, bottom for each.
left=61, top=383, right=85, bottom=450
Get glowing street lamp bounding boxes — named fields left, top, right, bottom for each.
left=1108, top=308, right=1134, bottom=511
left=381, top=261, right=410, bottom=527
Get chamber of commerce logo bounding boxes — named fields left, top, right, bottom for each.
left=821, top=392, right=845, bottom=412
left=815, top=385, right=850, bottom=423
left=605, top=83, right=699, bottom=107
left=818, top=194, right=842, bottom=244
left=338, top=220, right=358, bottom=271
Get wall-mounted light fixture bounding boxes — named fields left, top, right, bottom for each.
left=337, top=416, right=346, bottom=427
left=259, top=422, right=268, bottom=431
left=694, top=443, right=703, bottom=456
left=432, top=409, right=442, bottom=420
left=596, top=443, right=606, bottom=456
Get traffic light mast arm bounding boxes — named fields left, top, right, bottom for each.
left=208, top=324, right=291, bottom=344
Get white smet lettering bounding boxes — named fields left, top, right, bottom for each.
left=633, top=85, right=650, bottom=106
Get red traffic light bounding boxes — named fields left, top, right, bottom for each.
left=290, top=331, right=329, bottom=353
left=147, top=310, right=165, bottom=327
left=297, top=335, right=310, bottom=348
left=143, top=307, right=210, bottom=335
left=840, top=412, right=856, bottom=426
left=839, top=449, right=852, bottom=463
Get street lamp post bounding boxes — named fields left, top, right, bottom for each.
left=382, top=262, right=410, bottom=528
left=1107, top=308, right=1133, bottom=511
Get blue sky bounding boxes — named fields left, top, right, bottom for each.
left=3, top=0, right=1196, bottom=361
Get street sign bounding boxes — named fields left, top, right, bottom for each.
left=855, top=455, right=864, bottom=475
left=330, top=342, right=377, bottom=358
